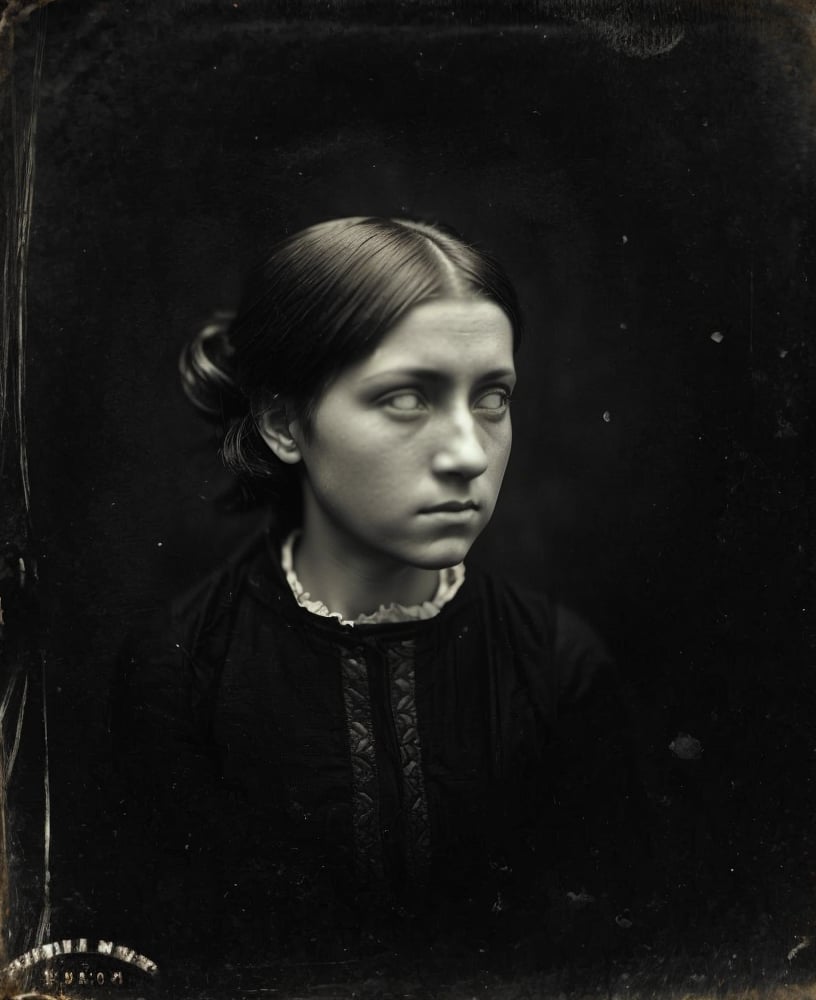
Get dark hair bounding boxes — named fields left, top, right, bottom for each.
left=180, top=216, right=522, bottom=511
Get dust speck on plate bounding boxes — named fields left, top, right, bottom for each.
left=669, top=733, right=703, bottom=759
left=775, top=416, right=797, bottom=440
left=567, top=890, right=596, bottom=906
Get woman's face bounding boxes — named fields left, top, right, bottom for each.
left=289, top=297, right=516, bottom=572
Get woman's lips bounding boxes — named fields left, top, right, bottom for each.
left=420, top=500, right=480, bottom=514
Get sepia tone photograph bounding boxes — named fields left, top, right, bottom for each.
left=0, top=1, right=814, bottom=997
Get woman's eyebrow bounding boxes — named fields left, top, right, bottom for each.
left=359, top=366, right=516, bottom=384
left=475, top=367, right=517, bottom=384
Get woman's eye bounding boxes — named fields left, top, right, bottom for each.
left=475, top=389, right=511, bottom=412
left=383, top=392, right=426, bottom=413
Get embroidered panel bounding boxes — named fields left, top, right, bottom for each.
left=339, top=651, right=384, bottom=883
left=387, top=640, right=431, bottom=888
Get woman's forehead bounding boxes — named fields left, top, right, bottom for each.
left=359, top=299, right=515, bottom=378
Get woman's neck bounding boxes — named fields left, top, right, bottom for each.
left=291, top=522, right=439, bottom=622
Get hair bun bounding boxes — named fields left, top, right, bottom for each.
left=179, top=311, right=244, bottom=419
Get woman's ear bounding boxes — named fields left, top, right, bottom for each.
left=255, top=397, right=303, bottom=465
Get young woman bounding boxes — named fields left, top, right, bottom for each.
left=114, top=216, right=644, bottom=970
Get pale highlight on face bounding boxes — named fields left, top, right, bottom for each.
left=284, top=298, right=516, bottom=574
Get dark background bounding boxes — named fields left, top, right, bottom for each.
left=6, top=0, right=816, bottom=993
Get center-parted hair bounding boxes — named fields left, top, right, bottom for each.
left=180, top=216, right=522, bottom=510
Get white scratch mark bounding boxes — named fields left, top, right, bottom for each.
left=35, top=652, right=51, bottom=947
left=6, top=671, right=28, bottom=784
left=10, top=6, right=46, bottom=515
left=788, top=937, right=811, bottom=961
left=0, top=667, right=20, bottom=730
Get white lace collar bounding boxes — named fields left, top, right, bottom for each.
left=280, top=530, right=465, bottom=627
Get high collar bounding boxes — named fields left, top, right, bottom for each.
left=241, top=521, right=475, bottom=640
left=280, top=529, right=466, bottom=627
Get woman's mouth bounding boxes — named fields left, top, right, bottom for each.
left=420, top=500, right=480, bottom=514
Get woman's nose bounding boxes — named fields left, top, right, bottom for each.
left=430, top=409, right=489, bottom=480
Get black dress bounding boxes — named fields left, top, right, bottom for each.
left=112, top=525, right=646, bottom=969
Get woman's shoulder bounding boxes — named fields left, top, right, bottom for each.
left=460, top=564, right=555, bottom=630
left=169, top=521, right=283, bottom=625
left=117, top=524, right=285, bottom=692
left=462, top=566, right=616, bottom=703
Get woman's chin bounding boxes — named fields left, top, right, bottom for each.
left=406, top=537, right=477, bottom=570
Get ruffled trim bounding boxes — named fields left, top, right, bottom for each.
left=280, top=531, right=465, bottom=626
